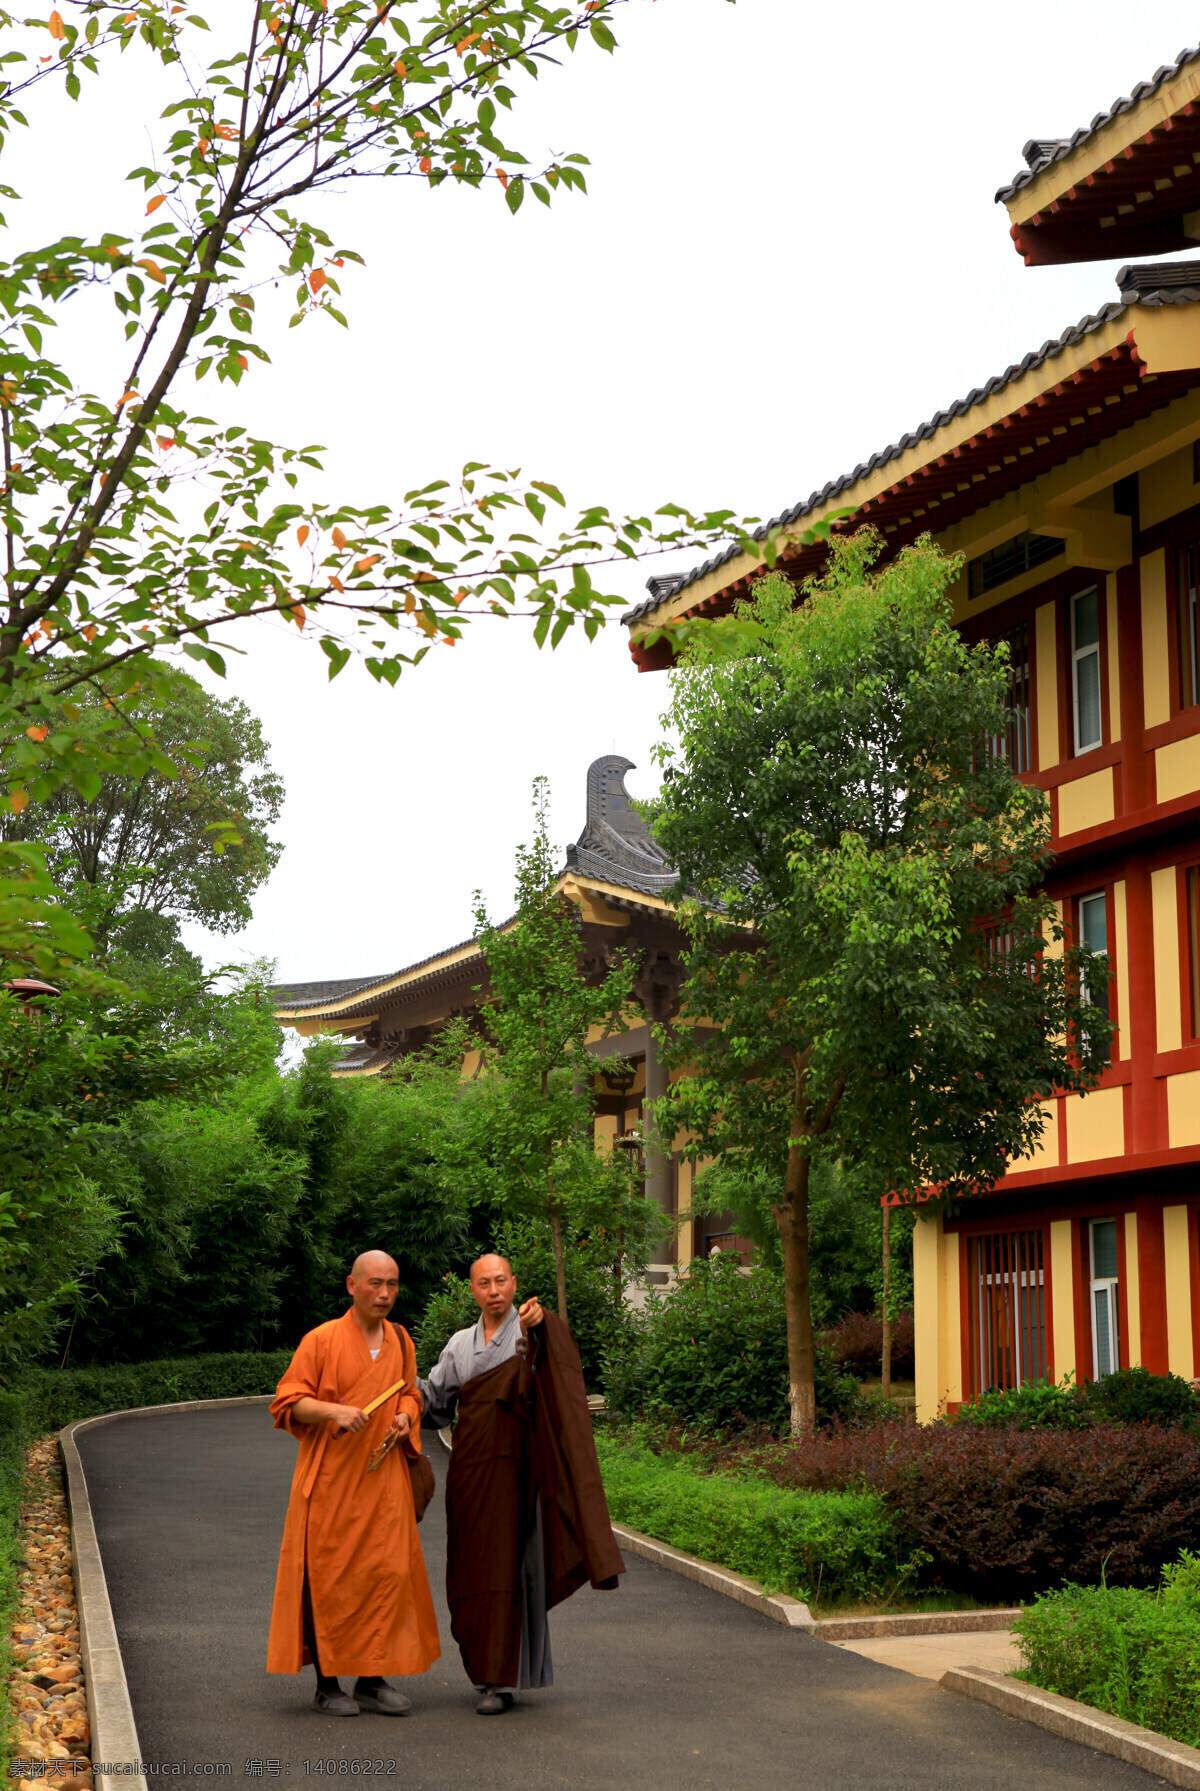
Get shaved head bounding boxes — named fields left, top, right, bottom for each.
left=470, top=1253, right=517, bottom=1324
left=351, top=1249, right=399, bottom=1281
left=470, top=1253, right=513, bottom=1284
left=345, top=1250, right=400, bottom=1329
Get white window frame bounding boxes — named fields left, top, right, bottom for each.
left=1078, top=890, right=1107, bottom=1007
left=1089, top=1218, right=1120, bottom=1380
left=1072, top=586, right=1103, bottom=755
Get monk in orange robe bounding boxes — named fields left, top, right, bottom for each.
left=267, top=1250, right=440, bottom=1716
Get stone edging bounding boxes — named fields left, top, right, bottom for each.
left=610, top=1523, right=816, bottom=1627
left=942, top=1667, right=1200, bottom=1788
left=610, top=1522, right=1019, bottom=1640
left=59, top=1396, right=276, bottom=1791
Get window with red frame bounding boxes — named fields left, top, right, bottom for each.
left=967, top=1228, right=1047, bottom=1394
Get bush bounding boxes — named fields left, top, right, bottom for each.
left=604, top=1251, right=858, bottom=1433
left=952, top=1368, right=1200, bottom=1432
left=1015, top=1555, right=1200, bottom=1747
left=952, top=1377, right=1091, bottom=1430
left=411, top=1275, right=479, bottom=1378
left=12, top=1350, right=292, bottom=1436
left=595, top=1430, right=923, bottom=1607
left=1085, top=1367, right=1199, bottom=1428
left=821, top=1309, right=915, bottom=1380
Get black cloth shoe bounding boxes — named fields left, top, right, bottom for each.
left=353, top=1679, right=411, bottom=1716
left=313, top=1687, right=359, bottom=1716
left=475, top=1688, right=514, bottom=1716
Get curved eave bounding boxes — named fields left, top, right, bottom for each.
left=627, top=301, right=1200, bottom=670
left=273, top=872, right=677, bottom=1030
left=275, top=940, right=484, bottom=1027
left=1001, top=65, right=1200, bottom=265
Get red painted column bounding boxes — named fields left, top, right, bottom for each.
left=1137, top=1197, right=1169, bottom=1372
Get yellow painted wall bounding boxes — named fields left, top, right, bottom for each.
left=1156, top=734, right=1200, bottom=804
left=593, top=1113, right=618, bottom=1151
left=1152, top=866, right=1183, bottom=1052
left=1124, top=1211, right=1142, bottom=1368
left=1141, top=549, right=1172, bottom=728
left=1036, top=602, right=1060, bottom=770
left=1063, top=1085, right=1125, bottom=1163
left=1139, top=444, right=1197, bottom=532
left=913, top=1213, right=961, bottom=1423
left=1106, top=574, right=1121, bottom=741
left=1049, top=1219, right=1076, bottom=1383
left=1011, top=1100, right=1059, bottom=1171
left=1168, top=1070, right=1200, bottom=1148
left=1164, top=1205, right=1195, bottom=1380
left=1113, top=880, right=1130, bottom=1058
left=1058, top=765, right=1115, bottom=836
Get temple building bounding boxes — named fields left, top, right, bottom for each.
left=274, top=755, right=734, bottom=1276
left=622, top=47, right=1200, bottom=1420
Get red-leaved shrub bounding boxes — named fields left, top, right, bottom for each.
left=686, top=1421, right=1200, bottom=1603
left=820, top=1309, right=915, bottom=1380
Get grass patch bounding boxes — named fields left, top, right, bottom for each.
left=595, top=1429, right=926, bottom=1607
left=810, top=1588, right=986, bottom=1620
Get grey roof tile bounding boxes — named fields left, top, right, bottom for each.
left=996, top=48, right=1200, bottom=203
left=624, top=281, right=1200, bottom=625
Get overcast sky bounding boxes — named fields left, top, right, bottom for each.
left=22, top=2, right=1200, bottom=984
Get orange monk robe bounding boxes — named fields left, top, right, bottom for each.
left=266, top=1309, right=440, bottom=1678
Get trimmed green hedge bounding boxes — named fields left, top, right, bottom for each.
left=12, top=1350, right=292, bottom=1436
left=1015, top=1553, right=1200, bottom=1747
left=595, top=1430, right=925, bottom=1607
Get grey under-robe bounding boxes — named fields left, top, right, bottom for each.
left=418, top=1308, right=553, bottom=1693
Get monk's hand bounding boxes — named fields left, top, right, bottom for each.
left=328, top=1403, right=367, bottom=1438
left=388, top=1411, right=411, bottom=1441
left=518, top=1297, right=545, bottom=1335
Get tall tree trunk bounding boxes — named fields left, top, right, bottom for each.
left=550, top=1207, right=568, bottom=1327
left=776, top=1148, right=815, bottom=1437
left=881, top=1200, right=892, bottom=1401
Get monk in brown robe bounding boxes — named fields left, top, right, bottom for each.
left=267, top=1250, right=440, bottom=1716
left=419, top=1254, right=624, bottom=1715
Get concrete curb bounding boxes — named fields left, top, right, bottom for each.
left=610, top=1523, right=816, bottom=1627
left=942, top=1666, right=1200, bottom=1787
left=610, top=1522, right=1019, bottom=1641
left=59, top=1396, right=275, bottom=1791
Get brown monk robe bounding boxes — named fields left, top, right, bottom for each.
left=267, top=1251, right=440, bottom=1716
left=444, top=1307, right=624, bottom=1698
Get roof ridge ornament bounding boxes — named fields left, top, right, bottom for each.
left=565, top=755, right=677, bottom=895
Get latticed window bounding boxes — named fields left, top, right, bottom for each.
left=987, top=622, right=1032, bottom=773
left=967, top=1228, right=1047, bottom=1395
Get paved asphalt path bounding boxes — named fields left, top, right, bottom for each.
left=77, top=1405, right=1169, bottom=1791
